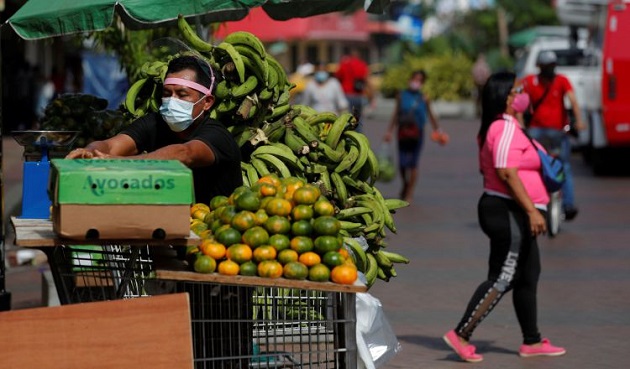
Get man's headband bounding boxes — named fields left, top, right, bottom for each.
left=164, top=78, right=212, bottom=96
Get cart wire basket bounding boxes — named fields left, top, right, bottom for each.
left=44, top=245, right=358, bottom=369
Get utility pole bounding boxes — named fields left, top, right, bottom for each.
left=497, top=5, right=509, bottom=58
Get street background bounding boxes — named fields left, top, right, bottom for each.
left=4, top=97, right=630, bottom=368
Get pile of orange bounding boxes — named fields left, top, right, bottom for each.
left=188, top=174, right=358, bottom=285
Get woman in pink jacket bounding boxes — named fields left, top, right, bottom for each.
left=443, top=71, right=566, bottom=363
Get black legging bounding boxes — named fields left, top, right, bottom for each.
left=455, top=193, right=542, bottom=345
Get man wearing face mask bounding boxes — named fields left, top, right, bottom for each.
left=300, top=61, right=349, bottom=114
left=66, top=55, right=242, bottom=205
left=521, top=50, right=585, bottom=220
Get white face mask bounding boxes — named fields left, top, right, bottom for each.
left=159, top=96, right=205, bottom=132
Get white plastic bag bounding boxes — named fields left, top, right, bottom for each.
left=376, top=142, right=396, bottom=183
left=356, top=292, right=402, bottom=369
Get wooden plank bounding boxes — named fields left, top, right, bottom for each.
left=11, top=216, right=200, bottom=247
left=0, top=293, right=193, bottom=369
left=156, top=269, right=368, bottom=293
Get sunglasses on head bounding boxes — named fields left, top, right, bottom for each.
left=512, top=86, right=524, bottom=94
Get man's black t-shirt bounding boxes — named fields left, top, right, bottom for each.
left=121, top=113, right=242, bottom=204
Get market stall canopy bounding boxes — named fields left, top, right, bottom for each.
left=6, top=0, right=391, bottom=40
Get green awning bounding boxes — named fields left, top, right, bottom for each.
left=5, top=0, right=391, bottom=40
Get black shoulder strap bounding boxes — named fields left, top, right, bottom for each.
left=532, top=76, right=555, bottom=112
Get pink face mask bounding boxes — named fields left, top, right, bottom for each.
left=511, top=93, right=530, bottom=113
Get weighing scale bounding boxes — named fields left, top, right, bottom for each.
left=12, top=130, right=79, bottom=219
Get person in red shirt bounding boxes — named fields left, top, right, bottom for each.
left=521, top=51, right=585, bottom=220
left=335, top=48, right=369, bottom=130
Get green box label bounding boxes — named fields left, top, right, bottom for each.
left=52, top=159, right=194, bottom=205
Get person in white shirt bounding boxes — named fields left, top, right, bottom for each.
left=300, top=62, right=349, bottom=114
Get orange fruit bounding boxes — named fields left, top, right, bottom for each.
left=253, top=209, right=269, bottom=226
left=231, top=210, right=256, bottom=232
left=283, top=261, right=308, bottom=280
left=277, top=249, right=299, bottom=265
left=191, top=203, right=210, bottom=218
left=312, top=216, right=341, bottom=236
left=259, top=183, right=277, bottom=197
left=257, top=174, right=281, bottom=188
left=200, top=240, right=227, bottom=260
left=308, top=263, right=331, bottom=282
left=209, top=195, right=229, bottom=211
left=198, top=229, right=213, bottom=240
left=235, top=191, right=261, bottom=212
left=257, top=260, right=284, bottom=278
left=265, top=198, right=293, bottom=217
left=190, top=220, right=208, bottom=236
left=218, top=205, right=238, bottom=224
left=215, top=227, right=242, bottom=247
left=291, top=204, right=314, bottom=221
left=313, top=198, right=335, bottom=216
left=241, top=226, right=270, bottom=248
left=226, top=243, right=253, bottom=264
left=280, top=177, right=306, bottom=200
left=331, top=264, right=358, bottom=285
left=338, top=247, right=350, bottom=260
left=217, top=259, right=240, bottom=276
left=264, top=215, right=292, bottom=235
left=291, top=219, right=313, bottom=237
left=314, top=235, right=342, bottom=254
left=322, top=251, right=345, bottom=268
left=292, top=184, right=321, bottom=205
left=253, top=245, right=277, bottom=262
left=298, top=251, right=321, bottom=267
left=239, top=261, right=258, bottom=276
left=193, top=254, right=217, bottom=274
left=269, top=234, right=291, bottom=251
left=290, top=236, right=314, bottom=254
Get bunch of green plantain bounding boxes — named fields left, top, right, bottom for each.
left=238, top=104, right=410, bottom=287
left=39, top=93, right=128, bottom=148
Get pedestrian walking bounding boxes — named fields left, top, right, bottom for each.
left=443, top=71, right=566, bottom=363
left=472, top=53, right=491, bottom=117
left=521, top=50, right=585, bottom=220
left=383, top=70, right=444, bottom=203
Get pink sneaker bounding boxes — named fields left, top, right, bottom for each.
left=519, top=338, right=566, bottom=357
left=443, top=330, right=483, bottom=363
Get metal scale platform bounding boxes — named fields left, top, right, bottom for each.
left=12, top=130, right=79, bottom=219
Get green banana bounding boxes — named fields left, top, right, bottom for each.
left=283, top=127, right=310, bottom=155
left=344, top=237, right=368, bottom=272
left=215, top=42, right=246, bottom=83
left=124, top=78, right=149, bottom=117
left=379, top=250, right=410, bottom=264
left=293, top=104, right=318, bottom=119
left=315, top=141, right=344, bottom=163
left=177, top=14, right=213, bottom=53
left=305, top=111, right=338, bottom=126
left=291, top=116, right=320, bottom=145
left=339, top=221, right=363, bottom=232
left=363, top=147, right=380, bottom=183
left=276, top=86, right=292, bottom=106
left=224, top=31, right=266, bottom=60
left=265, top=103, right=290, bottom=121
left=236, top=47, right=269, bottom=87
left=214, top=80, right=230, bottom=99
left=231, top=75, right=259, bottom=99
left=253, top=153, right=292, bottom=178
left=373, top=186, right=396, bottom=233
left=216, top=98, right=238, bottom=114
left=374, top=249, right=393, bottom=269
left=318, top=167, right=333, bottom=196
left=365, top=253, right=379, bottom=286
left=266, top=55, right=287, bottom=88
left=384, top=199, right=410, bottom=210
left=343, top=130, right=370, bottom=177
left=330, top=171, right=349, bottom=207
left=250, top=157, right=271, bottom=177
left=252, top=143, right=303, bottom=172
left=258, top=87, right=273, bottom=101
left=325, top=112, right=354, bottom=149
left=335, top=206, right=372, bottom=220
left=334, top=145, right=359, bottom=173
left=241, top=162, right=260, bottom=185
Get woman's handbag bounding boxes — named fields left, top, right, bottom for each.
left=524, top=130, right=565, bottom=192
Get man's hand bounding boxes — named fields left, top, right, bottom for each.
left=66, top=148, right=95, bottom=159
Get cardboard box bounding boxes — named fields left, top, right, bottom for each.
left=50, top=159, right=194, bottom=240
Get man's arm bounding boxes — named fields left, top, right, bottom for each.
left=112, top=140, right=215, bottom=168
left=66, top=134, right=138, bottom=159
left=566, top=90, right=586, bottom=131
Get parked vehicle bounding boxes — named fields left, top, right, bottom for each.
left=555, top=0, right=630, bottom=174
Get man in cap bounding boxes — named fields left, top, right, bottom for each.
left=521, top=50, right=585, bottom=220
